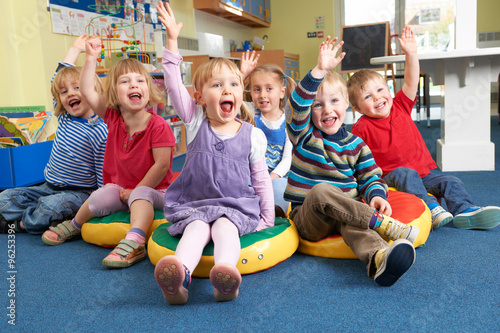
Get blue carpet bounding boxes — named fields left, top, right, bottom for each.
left=1, top=117, right=499, bottom=332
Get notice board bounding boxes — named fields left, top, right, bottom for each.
left=340, top=22, right=389, bottom=73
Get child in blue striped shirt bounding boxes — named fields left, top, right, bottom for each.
left=0, top=34, right=108, bottom=234
left=286, top=36, right=418, bottom=286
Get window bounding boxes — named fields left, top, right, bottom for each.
left=337, top=0, right=456, bottom=54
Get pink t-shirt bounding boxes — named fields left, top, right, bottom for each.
left=351, top=90, right=437, bottom=178
left=103, top=108, right=175, bottom=189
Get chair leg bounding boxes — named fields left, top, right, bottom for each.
left=416, top=77, right=421, bottom=123
left=424, top=74, right=431, bottom=128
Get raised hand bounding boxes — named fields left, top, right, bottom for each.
left=240, top=50, right=260, bottom=81
left=399, top=26, right=417, bottom=55
left=85, top=38, right=103, bottom=59
left=156, top=1, right=183, bottom=43
left=63, top=33, right=95, bottom=64
left=317, top=36, right=345, bottom=72
left=73, top=33, right=93, bottom=53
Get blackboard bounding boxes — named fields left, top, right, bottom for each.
left=340, top=22, right=389, bottom=73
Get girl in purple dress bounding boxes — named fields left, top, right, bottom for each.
left=155, top=1, right=274, bottom=305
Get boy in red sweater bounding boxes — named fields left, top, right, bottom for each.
left=349, top=26, right=500, bottom=230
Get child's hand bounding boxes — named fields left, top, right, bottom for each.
left=85, top=38, right=102, bottom=58
left=63, top=33, right=95, bottom=64
left=119, top=189, right=132, bottom=204
left=240, top=50, right=260, bottom=79
left=399, top=26, right=417, bottom=55
left=73, top=33, right=93, bottom=53
left=311, top=36, right=345, bottom=78
left=156, top=1, right=183, bottom=42
left=369, top=196, right=392, bottom=216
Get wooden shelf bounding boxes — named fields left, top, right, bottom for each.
left=194, top=0, right=270, bottom=28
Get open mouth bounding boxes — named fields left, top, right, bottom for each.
left=375, top=101, right=386, bottom=110
left=128, top=92, right=142, bottom=102
left=322, top=116, right=338, bottom=127
left=220, top=101, right=234, bottom=114
left=68, top=99, right=81, bottom=108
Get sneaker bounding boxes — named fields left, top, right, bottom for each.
left=0, top=214, right=14, bottom=234
left=209, top=263, right=241, bottom=302
left=41, top=220, right=81, bottom=245
left=376, top=217, right=419, bottom=244
left=430, top=206, right=454, bottom=229
left=155, top=255, right=190, bottom=305
left=102, top=239, right=147, bottom=268
left=374, top=239, right=416, bottom=286
left=453, top=206, right=500, bottom=229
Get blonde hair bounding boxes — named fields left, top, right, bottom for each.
left=246, top=63, right=297, bottom=110
left=192, top=57, right=255, bottom=126
left=51, top=66, right=103, bottom=116
left=347, top=69, right=386, bottom=109
left=317, top=70, right=349, bottom=103
left=104, top=58, right=163, bottom=110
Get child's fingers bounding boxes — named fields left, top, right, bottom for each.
left=166, top=2, right=175, bottom=19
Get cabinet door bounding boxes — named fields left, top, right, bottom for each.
left=265, top=0, right=271, bottom=22
left=224, top=0, right=242, bottom=10
left=241, top=0, right=251, bottom=12
left=251, top=0, right=266, bottom=20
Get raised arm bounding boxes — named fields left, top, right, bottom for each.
left=63, top=33, right=92, bottom=65
left=240, top=50, right=260, bottom=82
left=158, top=1, right=197, bottom=124
left=80, top=38, right=107, bottom=118
left=156, top=1, right=183, bottom=54
left=310, top=36, right=345, bottom=79
left=399, top=26, right=420, bottom=100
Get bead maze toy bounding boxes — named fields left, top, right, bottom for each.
left=85, top=4, right=148, bottom=64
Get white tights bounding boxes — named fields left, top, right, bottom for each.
left=174, top=217, right=241, bottom=273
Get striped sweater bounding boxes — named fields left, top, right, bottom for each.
left=45, top=62, right=108, bottom=189
left=284, top=71, right=387, bottom=206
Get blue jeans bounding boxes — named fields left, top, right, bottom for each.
left=383, top=167, right=474, bottom=216
left=0, top=183, right=90, bottom=234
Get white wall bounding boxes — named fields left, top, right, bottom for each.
left=182, top=10, right=254, bottom=57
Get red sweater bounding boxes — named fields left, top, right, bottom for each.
left=351, top=90, right=436, bottom=178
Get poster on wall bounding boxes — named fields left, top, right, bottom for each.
left=48, top=0, right=163, bottom=43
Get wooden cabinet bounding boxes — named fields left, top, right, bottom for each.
left=230, top=49, right=299, bottom=80
left=194, top=0, right=271, bottom=28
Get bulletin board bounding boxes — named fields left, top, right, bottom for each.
left=48, top=0, right=164, bottom=40
left=340, top=22, right=389, bottom=73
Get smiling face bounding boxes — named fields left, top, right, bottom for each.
left=249, top=71, right=286, bottom=119
left=352, top=77, right=393, bottom=119
left=194, top=65, right=243, bottom=128
left=311, top=82, right=349, bottom=136
left=116, top=72, right=150, bottom=113
left=58, top=77, right=94, bottom=119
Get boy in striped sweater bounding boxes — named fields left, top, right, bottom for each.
left=285, top=37, right=418, bottom=286
left=0, top=34, right=108, bottom=234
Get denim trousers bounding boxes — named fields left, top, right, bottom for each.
left=383, top=167, right=474, bottom=216
left=0, top=183, right=90, bottom=234
left=289, top=183, right=388, bottom=278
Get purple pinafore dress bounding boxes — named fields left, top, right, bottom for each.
left=164, top=118, right=261, bottom=237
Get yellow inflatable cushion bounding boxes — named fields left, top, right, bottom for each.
left=81, top=210, right=167, bottom=247
left=148, top=217, right=299, bottom=277
left=297, top=188, right=432, bottom=259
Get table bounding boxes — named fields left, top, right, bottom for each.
left=371, top=48, right=500, bottom=172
